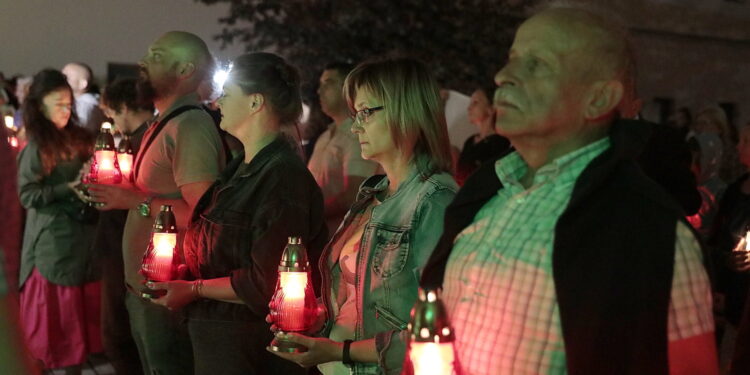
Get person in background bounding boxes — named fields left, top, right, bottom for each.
left=62, top=62, right=107, bottom=134
left=455, top=84, right=511, bottom=185
left=86, top=31, right=226, bottom=375
left=92, top=78, right=153, bottom=375
left=17, top=69, right=99, bottom=375
left=146, top=52, right=327, bottom=375
left=694, top=106, right=742, bottom=184
left=420, top=5, right=716, bottom=374
left=709, top=124, right=750, bottom=373
left=270, top=57, right=457, bottom=375
left=307, top=62, right=380, bottom=236
left=687, top=132, right=727, bottom=238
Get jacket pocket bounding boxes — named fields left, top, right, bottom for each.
left=371, top=228, right=409, bottom=279
left=374, top=303, right=408, bottom=331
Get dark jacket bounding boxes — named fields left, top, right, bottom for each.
left=422, top=119, right=694, bottom=375
left=18, top=140, right=96, bottom=287
left=183, top=136, right=327, bottom=321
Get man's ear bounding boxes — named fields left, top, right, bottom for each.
left=178, top=62, right=196, bottom=79
left=584, top=80, right=624, bottom=121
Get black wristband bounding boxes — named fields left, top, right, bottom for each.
left=342, top=339, right=354, bottom=366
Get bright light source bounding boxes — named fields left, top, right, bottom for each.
left=101, top=121, right=112, bottom=130
left=4, top=115, right=13, bottom=129
left=213, top=64, right=232, bottom=88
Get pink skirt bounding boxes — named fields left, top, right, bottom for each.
left=20, top=268, right=103, bottom=369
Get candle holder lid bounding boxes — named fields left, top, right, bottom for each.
left=278, top=236, right=309, bottom=272
left=95, top=126, right=116, bottom=151
left=408, top=288, right=454, bottom=343
left=152, top=205, right=177, bottom=233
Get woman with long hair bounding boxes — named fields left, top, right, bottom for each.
left=270, top=57, right=457, bottom=375
left=145, top=52, right=327, bottom=375
left=17, top=69, right=98, bottom=375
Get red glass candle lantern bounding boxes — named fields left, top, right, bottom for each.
left=269, top=237, right=318, bottom=353
left=89, top=122, right=122, bottom=184
left=141, top=205, right=179, bottom=285
left=117, top=135, right=134, bottom=182
left=403, top=289, right=460, bottom=375
left=5, top=115, right=18, bottom=148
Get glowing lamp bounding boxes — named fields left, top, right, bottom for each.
left=141, top=205, right=179, bottom=284
left=745, top=226, right=750, bottom=252
left=403, top=289, right=460, bottom=375
left=269, top=237, right=318, bottom=353
left=89, top=122, right=122, bottom=184
left=4, top=115, right=14, bottom=130
left=117, top=135, right=134, bottom=182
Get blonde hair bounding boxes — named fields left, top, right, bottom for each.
left=343, top=57, right=452, bottom=177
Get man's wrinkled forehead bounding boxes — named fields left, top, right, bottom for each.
left=513, top=10, right=590, bottom=58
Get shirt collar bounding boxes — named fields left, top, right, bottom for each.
left=495, top=137, right=611, bottom=189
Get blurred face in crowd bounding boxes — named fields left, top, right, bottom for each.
left=318, top=69, right=347, bottom=118
left=42, top=88, right=73, bottom=129
left=467, top=89, right=493, bottom=127
left=351, top=86, right=398, bottom=163
left=217, top=81, right=252, bottom=137
left=737, top=128, right=750, bottom=169
left=62, top=63, right=88, bottom=96
left=693, top=114, right=720, bottom=135
left=102, top=105, right=128, bottom=133
left=138, top=34, right=181, bottom=101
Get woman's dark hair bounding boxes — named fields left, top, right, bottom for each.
left=228, top=53, right=302, bottom=125
left=22, top=69, right=93, bottom=173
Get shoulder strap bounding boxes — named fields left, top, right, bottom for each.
left=133, top=105, right=203, bottom=181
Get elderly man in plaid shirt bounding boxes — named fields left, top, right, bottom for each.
left=420, top=5, right=717, bottom=375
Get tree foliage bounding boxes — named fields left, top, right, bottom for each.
left=198, top=0, right=532, bottom=94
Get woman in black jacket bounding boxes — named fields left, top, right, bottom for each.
left=147, top=53, right=327, bottom=375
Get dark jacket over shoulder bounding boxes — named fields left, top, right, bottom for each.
left=422, top=119, right=695, bottom=375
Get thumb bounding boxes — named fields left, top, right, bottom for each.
left=177, top=264, right=188, bottom=279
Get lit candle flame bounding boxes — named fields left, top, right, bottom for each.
left=101, top=121, right=112, bottom=130
left=410, top=342, right=456, bottom=375
left=4, top=115, right=13, bottom=129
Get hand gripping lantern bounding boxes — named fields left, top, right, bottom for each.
left=403, top=289, right=460, bottom=375
left=140, top=205, right=179, bottom=294
left=89, top=122, right=122, bottom=184
left=269, top=237, right=318, bottom=353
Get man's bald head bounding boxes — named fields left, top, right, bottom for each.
left=154, top=31, right=213, bottom=84
left=529, top=5, right=636, bottom=111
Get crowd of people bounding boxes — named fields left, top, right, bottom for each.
left=2, top=3, right=750, bottom=375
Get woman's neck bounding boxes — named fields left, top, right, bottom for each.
left=238, top=123, right=279, bottom=164
left=378, top=154, right=413, bottom=195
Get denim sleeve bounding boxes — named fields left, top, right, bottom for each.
left=17, top=142, right=72, bottom=209
left=374, top=185, right=457, bottom=373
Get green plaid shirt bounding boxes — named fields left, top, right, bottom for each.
left=443, top=137, right=713, bottom=375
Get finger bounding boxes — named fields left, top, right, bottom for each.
left=735, top=238, right=748, bottom=252
left=176, top=264, right=188, bottom=280
left=278, top=332, right=312, bottom=347
left=146, top=281, right=166, bottom=290
left=265, top=347, right=303, bottom=363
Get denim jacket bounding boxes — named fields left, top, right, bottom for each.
left=320, top=168, right=457, bottom=374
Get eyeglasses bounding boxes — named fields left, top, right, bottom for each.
left=353, top=106, right=384, bottom=125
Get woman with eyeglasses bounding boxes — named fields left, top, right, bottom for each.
left=269, top=57, right=457, bottom=375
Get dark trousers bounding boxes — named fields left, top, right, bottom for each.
left=126, top=293, right=194, bottom=375
left=188, top=318, right=307, bottom=375
left=100, top=253, right=143, bottom=375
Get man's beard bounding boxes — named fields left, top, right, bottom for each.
left=136, top=70, right=158, bottom=105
